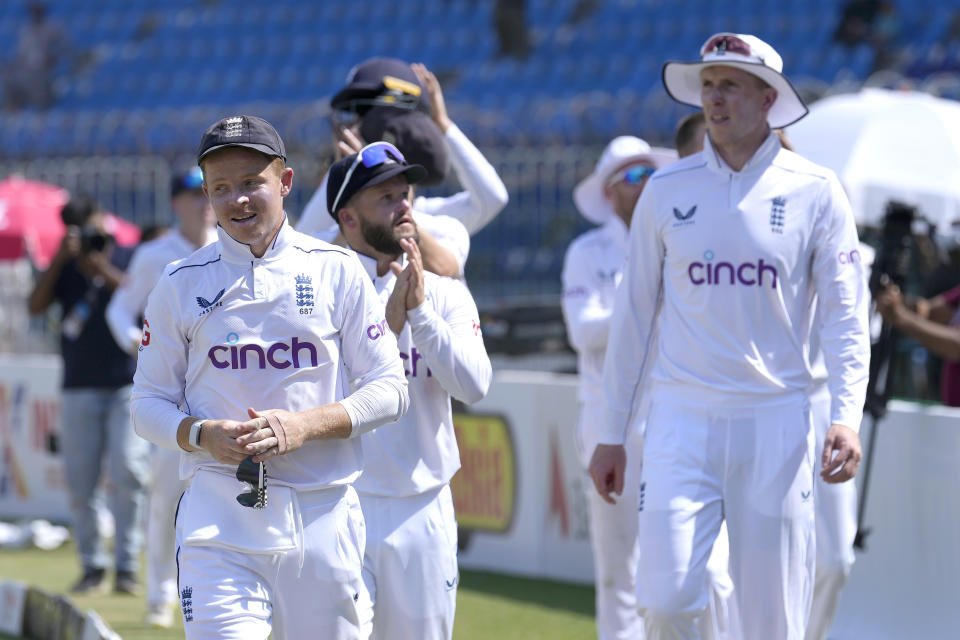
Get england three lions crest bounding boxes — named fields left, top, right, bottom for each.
left=295, top=274, right=314, bottom=314
left=770, top=197, right=786, bottom=234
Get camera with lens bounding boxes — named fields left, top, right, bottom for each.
left=80, top=226, right=110, bottom=254
left=60, top=193, right=112, bottom=254
left=868, top=200, right=927, bottom=296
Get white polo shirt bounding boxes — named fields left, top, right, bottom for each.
left=601, top=131, right=870, bottom=444
left=106, top=226, right=219, bottom=355
left=351, top=252, right=492, bottom=498
left=131, top=219, right=409, bottom=490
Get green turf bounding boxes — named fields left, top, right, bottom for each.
left=0, top=543, right=596, bottom=639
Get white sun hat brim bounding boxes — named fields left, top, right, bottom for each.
left=573, top=136, right=677, bottom=225
left=662, top=32, right=809, bottom=129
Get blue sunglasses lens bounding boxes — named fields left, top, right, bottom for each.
left=359, top=143, right=405, bottom=168
left=622, top=166, right=656, bottom=184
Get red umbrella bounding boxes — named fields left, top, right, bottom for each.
left=0, top=176, right=141, bottom=269
left=0, top=176, right=69, bottom=270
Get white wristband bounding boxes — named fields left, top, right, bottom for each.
left=189, top=419, right=206, bottom=449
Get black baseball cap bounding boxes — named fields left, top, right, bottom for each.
left=360, top=107, right=449, bottom=187
left=326, top=143, right=427, bottom=221
left=330, top=57, right=427, bottom=116
left=196, top=115, right=286, bottom=164
left=171, top=166, right=205, bottom=196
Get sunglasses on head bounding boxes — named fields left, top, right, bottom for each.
left=701, top=34, right=753, bottom=58
left=236, top=456, right=267, bottom=509
left=606, top=165, right=657, bottom=187
left=330, top=141, right=407, bottom=214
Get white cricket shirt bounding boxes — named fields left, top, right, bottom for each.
left=131, top=219, right=409, bottom=490
left=351, top=252, right=492, bottom=497
left=600, top=132, right=870, bottom=444
left=106, top=227, right=218, bottom=355
left=561, top=216, right=629, bottom=408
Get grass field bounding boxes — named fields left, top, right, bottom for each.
left=0, top=542, right=596, bottom=639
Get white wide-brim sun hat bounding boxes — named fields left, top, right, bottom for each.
left=662, top=32, right=809, bottom=129
left=573, top=136, right=677, bottom=225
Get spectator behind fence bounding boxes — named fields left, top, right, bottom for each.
left=105, top=167, right=216, bottom=628
left=27, top=194, right=150, bottom=596
left=2, top=2, right=70, bottom=110
left=876, top=281, right=960, bottom=406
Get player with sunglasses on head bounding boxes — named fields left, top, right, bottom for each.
left=589, top=33, right=870, bottom=639
left=131, top=115, right=409, bottom=639
left=327, top=141, right=492, bottom=640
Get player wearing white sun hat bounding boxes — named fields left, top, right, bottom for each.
left=590, top=33, right=869, bottom=639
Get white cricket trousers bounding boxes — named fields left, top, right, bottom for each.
left=146, top=445, right=186, bottom=609
left=359, top=484, right=459, bottom=640
left=175, top=477, right=369, bottom=640
left=805, top=385, right=857, bottom=640
left=578, top=406, right=738, bottom=640
left=637, top=388, right=815, bottom=640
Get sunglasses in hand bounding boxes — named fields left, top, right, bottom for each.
left=236, top=456, right=267, bottom=509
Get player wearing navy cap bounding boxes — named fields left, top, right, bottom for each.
left=132, top=115, right=409, bottom=639
left=328, top=142, right=492, bottom=640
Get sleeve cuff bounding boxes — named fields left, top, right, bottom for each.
left=406, top=299, right=435, bottom=327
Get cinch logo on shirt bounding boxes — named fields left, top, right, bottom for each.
left=400, top=347, right=432, bottom=378
left=838, top=249, right=862, bottom=264
left=367, top=319, right=388, bottom=340
left=688, top=250, right=778, bottom=288
left=207, top=336, right=319, bottom=370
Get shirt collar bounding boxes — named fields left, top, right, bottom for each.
left=353, top=247, right=405, bottom=286
left=216, top=214, right=293, bottom=264
left=703, top=129, right=781, bottom=176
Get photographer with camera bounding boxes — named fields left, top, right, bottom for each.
left=27, top=194, right=150, bottom=596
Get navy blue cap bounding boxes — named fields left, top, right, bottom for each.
left=197, top=115, right=286, bottom=164
left=327, top=151, right=427, bottom=221
left=330, top=57, right=426, bottom=116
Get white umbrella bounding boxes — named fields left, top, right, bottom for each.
left=787, top=88, right=960, bottom=232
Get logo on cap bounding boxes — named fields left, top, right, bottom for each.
left=223, top=117, right=244, bottom=138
